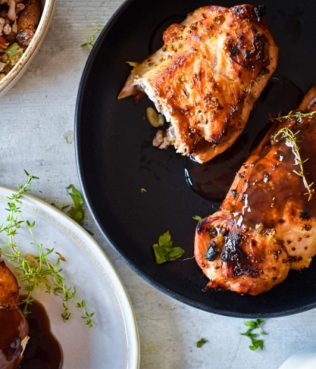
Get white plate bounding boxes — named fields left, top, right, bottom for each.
left=0, top=186, right=140, bottom=369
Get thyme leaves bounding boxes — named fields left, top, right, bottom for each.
left=0, top=171, right=94, bottom=327
left=272, top=128, right=314, bottom=201
left=273, top=110, right=316, bottom=124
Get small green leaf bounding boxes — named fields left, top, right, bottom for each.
left=167, top=247, right=185, bottom=260
left=158, top=230, right=172, bottom=247
left=196, top=338, right=208, bottom=348
left=152, top=231, right=185, bottom=264
left=192, top=215, right=202, bottom=221
left=81, top=26, right=102, bottom=48
left=66, top=185, right=85, bottom=225
left=245, top=321, right=257, bottom=329
left=241, top=319, right=266, bottom=351
left=153, top=243, right=168, bottom=264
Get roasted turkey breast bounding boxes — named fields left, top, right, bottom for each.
left=119, top=4, right=278, bottom=163
left=194, top=86, right=316, bottom=295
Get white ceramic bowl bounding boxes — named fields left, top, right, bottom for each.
left=279, top=347, right=316, bottom=369
left=0, top=0, right=56, bottom=96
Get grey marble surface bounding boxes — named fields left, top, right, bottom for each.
left=1, top=1, right=316, bottom=368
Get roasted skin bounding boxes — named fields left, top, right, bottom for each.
left=16, top=0, right=42, bottom=47
left=0, top=261, right=29, bottom=369
left=119, top=4, right=278, bottom=163
left=194, top=86, right=316, bottom=295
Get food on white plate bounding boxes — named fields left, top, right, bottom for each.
left=0, top=0, right=41, bottom=79
left=194, top=85, right=316, bottom=295
left=0, top=175, right=93, bottom=369
left=0, top=261, right=29, bottom=369
left=118, top=4, right=278, bottom=163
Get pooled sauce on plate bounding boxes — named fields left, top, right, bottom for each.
left=18, top=300, right=63, bottom=369
left=0, top=308, right=28, bottom=369
left=184, top=77, right=303, bottom=201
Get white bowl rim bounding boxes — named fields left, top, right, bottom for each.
left=0, top=0, right=56, bottom=95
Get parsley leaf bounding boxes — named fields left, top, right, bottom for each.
left=241, top=319, right=267, bottom=351
left=81, top=27, right=102, bottom=48
left=66, top=185, right=85, bottom=226
left=196, top=338, right=208, bottom=348
left=152, top=230, right=185, bottom=264
left=192, top=215, right=202, bottom=221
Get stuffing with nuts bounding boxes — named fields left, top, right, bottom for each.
left=0, top=0, right=41, bottom=79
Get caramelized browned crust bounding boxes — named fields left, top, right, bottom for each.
left=194, top=86, right=316, bottom=295
left=0, top=261, right=19, bottom=307
left=119, top=4, right=278, bottom=163
left=0, top=261, right=29, bottom=369
left=16, top=0, right=41, bottom=47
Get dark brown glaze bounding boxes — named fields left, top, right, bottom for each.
left=18, top=300, right=63, bottom=369
left=0, top=308, right=29, bottom=369
left=223, top=103, right=316, bottom=229
left=0, top=262, right=29, bottom=369
left=184, top=77, right=303, bottom=201
left=194, top=86, right=316, bottom=295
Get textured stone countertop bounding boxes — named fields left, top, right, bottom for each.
left=1, top=1, right=316, bottom=368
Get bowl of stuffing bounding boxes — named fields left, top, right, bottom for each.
left=0, top=0, right=56, bottom=96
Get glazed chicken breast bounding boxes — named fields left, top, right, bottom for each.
left=0, top=261, right=29, bottom=369
left=119, top=4, right=278, bottom=163
left=194, top=86, right=316, bottom=295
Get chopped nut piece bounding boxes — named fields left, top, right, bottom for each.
left=152, top=130, right=171, bottom=150
left=146, top=107, right=165, bottom=128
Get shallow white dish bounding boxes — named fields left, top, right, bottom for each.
left=279, top=347, right=316, bottom=369
left=0, top=185, right=140, bottom=369
left=0, top=0, right=56, bottom=96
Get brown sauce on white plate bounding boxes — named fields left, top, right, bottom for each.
left=18, top=300, right=63, bottom=369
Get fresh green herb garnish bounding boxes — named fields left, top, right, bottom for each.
left=192, top=215, right=202, bottom=221
left=5, top=42, right=23, bottom=65
left=0, top=171, right=94, bottom=327
left=196, top=338, right=208, bottom=348
left=272, top=127, right=314, bottom=201
left=241, top=319, right=267, bottom=351
left=81, top=27, right=102, bottom=48
left=64, top=184, right=85, bottom=225
left=152, top=230, right=185, bottom=264
left=273, top=110, right=316, bottom=124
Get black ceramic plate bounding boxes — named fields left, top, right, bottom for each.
left=76, top=0, right=316, bottom=317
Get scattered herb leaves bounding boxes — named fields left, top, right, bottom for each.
left=272, top=127, right=314, bottom=201
left=81, top=26, right=102, bottom=48
left=192, top=215, right=202, bottom=221
left=152, top=230, right=185, bottom=264
left=0, top=171, right=94, bottom=327
left=241, top=319, right=267, bottom=351
left=196, top=338, right=208, bottom=348
left=65, top=184, right=85, bottom=226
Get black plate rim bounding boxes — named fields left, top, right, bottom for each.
left=74, top=0, right=316, bottom=318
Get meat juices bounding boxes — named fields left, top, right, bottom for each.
left=119, top=4, right=278, bottom=163
left=194, top=86, right=316, bottom=295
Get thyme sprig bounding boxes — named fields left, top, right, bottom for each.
left=0, top=171, right=94, bottom=327
left=272, top=128, right=314, bottom=201
left=273, top=110, right=316, bottom=124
